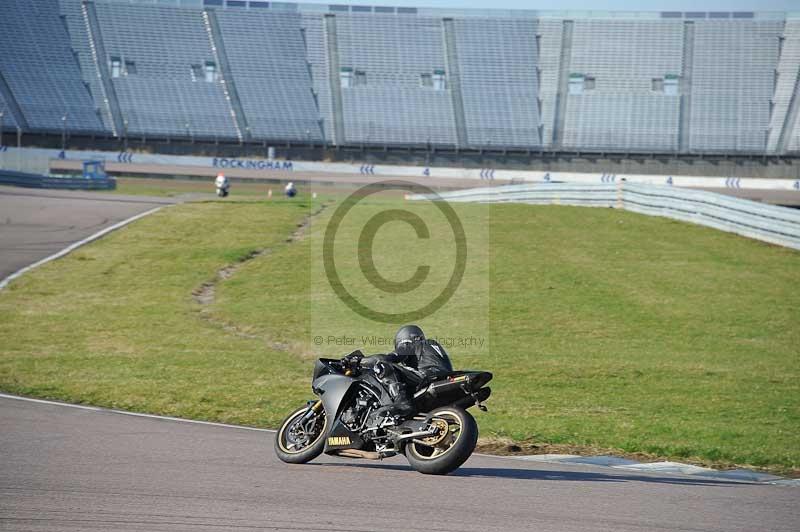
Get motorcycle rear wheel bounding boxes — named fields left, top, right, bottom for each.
left=274, top=406, right=327, bottom=464
left=404, top=406, right=478, bottom=475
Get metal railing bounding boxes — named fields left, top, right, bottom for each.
left=412, top=182, right=800, bottom=250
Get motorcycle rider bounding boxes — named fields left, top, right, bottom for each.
left=215, top=173, right=230, bottom=196
left=350, top=325, right=453, bottom=419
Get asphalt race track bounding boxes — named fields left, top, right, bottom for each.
left=0, top=186, right=175, bottom=279
left=1, top=397, right=798, bottom=532
left=1, top=187, right=798, bottom=532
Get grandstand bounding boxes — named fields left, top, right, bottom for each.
left=0, top=0, right=104, bottom=134
left=0, top=0, right=799, bottom=156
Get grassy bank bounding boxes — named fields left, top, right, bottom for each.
left=1, top=192, right=798, bottom=473
left=0, top=200, right=317, bottom=424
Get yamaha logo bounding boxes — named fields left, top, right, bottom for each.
left=327, top=436, right=351, bottom=446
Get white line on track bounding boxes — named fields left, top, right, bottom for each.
left=0, top=392, right=276, bottom=433
left=0, top=205, right=164, bottom=291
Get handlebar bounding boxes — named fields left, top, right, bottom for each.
left=339, top=357, right=360, bottom=372
left=339, top=350, right=366, bottom=375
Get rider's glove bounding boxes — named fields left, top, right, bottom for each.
left=343, top=350, right=364, bottom=367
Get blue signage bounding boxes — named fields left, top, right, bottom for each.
left=212, top=158, right=294, bottom=171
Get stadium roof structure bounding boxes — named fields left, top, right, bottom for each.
left=102, top=0, right=799, bottom=20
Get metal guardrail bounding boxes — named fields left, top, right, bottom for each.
left=412, top=182, right=800, bottom=251
left=0, top=169, right=116, bottom=191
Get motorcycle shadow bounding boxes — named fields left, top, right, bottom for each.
left=314, top=462, right=752, bottom=487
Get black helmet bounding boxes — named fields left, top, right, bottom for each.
left=394, top=325, right=425, bottom=351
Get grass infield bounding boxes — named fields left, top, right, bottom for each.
left=1, top=182, right=798, bottom=474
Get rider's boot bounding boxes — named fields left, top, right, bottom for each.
left=371, top=382, right=415, bottom=422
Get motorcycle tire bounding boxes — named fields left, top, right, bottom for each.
left=404, top=406, right=478, bottom=475
left=274, top=406, right=327, bottom=464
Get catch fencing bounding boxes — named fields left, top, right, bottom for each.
left=411, top=182, right=800, bottom=251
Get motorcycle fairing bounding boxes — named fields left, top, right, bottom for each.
left=324, top=418, right=365, bottom=452
left=313, top=372, right=382, bottom=453
left=312, top=373, right=356, bottom=423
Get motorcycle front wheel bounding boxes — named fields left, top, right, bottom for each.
left=274, top=405, right=327, bottom=464
left=404, top=406, right=478, bottom=475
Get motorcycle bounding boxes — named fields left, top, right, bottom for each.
left=215, top=174, right=230, bottom=197
left=275, top=352, right=492, bottom=475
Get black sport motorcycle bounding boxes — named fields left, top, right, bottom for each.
left=275, top=352, right=492, bottom=475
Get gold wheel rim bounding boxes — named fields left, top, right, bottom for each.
left=278, top=407, right=326, bottom=454
left=409, top=410, right=464, bottom=461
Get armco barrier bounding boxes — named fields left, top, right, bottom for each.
left=411, top=182, right=800, bottom=251
left=0, top=169, right=116, bottom=190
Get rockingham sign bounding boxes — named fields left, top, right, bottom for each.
left=2, top=146, right=799, bottom=192
left=212, top=157, right=294, bottom=171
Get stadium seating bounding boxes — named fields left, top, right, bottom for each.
left=768, top=20, right=800, bottom=153
left=334, top=14, right=457, bottom=146
left=301, top=13, right=337, bottom=144
left=0, top=1, right=797, bottom=155
left=563, top=20, right=684, bottom=151
left=215, top=10, right=323, bottom=142
left=0, top=91, right=19, bottom=131
left=454, top=18, right=541, bottom=148
left=690, top=20, right=783, bottom=152
left=0, top=0, right=103, bottom=133
left=536, top=19, right=565, bottom=149
left=59, top=0, right=117, bottom=133
left=93, top=2, right=239, bottom=139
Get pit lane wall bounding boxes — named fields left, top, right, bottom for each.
left=1, top=146, right=799, bottom=192
left=411, top=183, right=800, bottom=251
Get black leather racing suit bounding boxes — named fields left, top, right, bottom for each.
left=363, top=340, right=453, bottom=413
